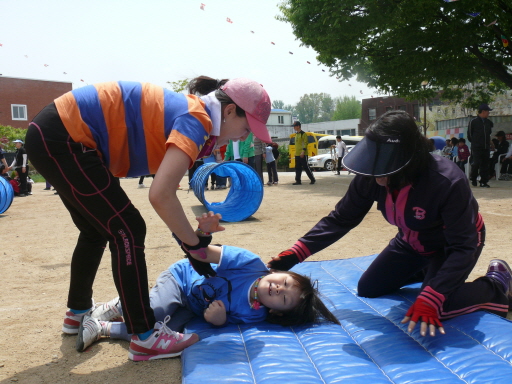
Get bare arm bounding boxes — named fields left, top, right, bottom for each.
left=149, top=146, right=200, bottom=246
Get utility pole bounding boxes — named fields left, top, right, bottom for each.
left=421, top=81, right=428, bottom=136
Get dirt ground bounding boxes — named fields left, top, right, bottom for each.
left=1, top=170, right=512, bottom=384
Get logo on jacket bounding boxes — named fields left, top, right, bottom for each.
left=412, top=207, right=426, bottom=220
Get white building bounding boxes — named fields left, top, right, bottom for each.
left=266, top=109, right=294, bottom=138
left=299, top=119, right=360, bottom=136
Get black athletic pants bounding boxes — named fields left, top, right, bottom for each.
left=295, top=155, right=315, bottom=183
left=358, top=229, right=509, bottom=320
left=470, top=148, right=490, bottom=184
left=25, top=103, right=155, bottom=334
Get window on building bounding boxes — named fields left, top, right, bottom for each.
left=12, top=105, right=27, bottom=120
left=398, top=105, right=406, bottom=111
left=385, top=107, right=392, bottom=112
left=278, top=115, right=284, bottom=124
left=413, top=104, right=420, bottom=121
left=369, top=108, right=376, bottom=120
left=327, top=130, right=334, bottom=135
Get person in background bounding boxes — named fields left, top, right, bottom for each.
left=215, top=145, right=227, bottom=189
left=265, top=142, right=280, bottom=185
left=25, top=76, right=272, bottom=361
left=240, top=132, right=255, bottom=168
left=456, top=138, right=470, bottom=172
left=1, top=164, right=20, bottom=196
left=490, top=131, right=509, bottom=180
left=0, top=143, right=8, bottom=170
left=332, top=135, right=347, bottom=175
left=498, top=145, right=512, bottom=180
left=138, top=174, right=155, bottom=189
left=441, top=139, right=452, bottom=158
left=9, top=139, right=30, bottom=197
left=253, top=135, right=266, bottom=183
left=292, top=121, right=316, bottom=185
left=450, top=137, right=459, bottom=160
left=202, top=152, right=218, bottom=190
left=467, top=104, right=493, bottom=188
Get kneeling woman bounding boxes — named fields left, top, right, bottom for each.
left=269, top=110, right=510, bottom=338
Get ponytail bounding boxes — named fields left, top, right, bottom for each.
left=188, top=76, right=245, bottom=118
left=188, top=76, right=228, bottom=96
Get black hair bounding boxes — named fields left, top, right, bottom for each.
left=336, top=135, right=342, bottom=139
left=458, top=138, right=466, bottom=144
left=265, top=271, right=340, bottom=326
left=451, top=137, right=459, bottom=146
left=367, top=110, right=431, bottom=190
left=187, top=75, right=245, bottom=118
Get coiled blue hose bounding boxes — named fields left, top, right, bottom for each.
left=0, top=177, right=14, bottom=214
left=189, top=161, right=263, bottom=222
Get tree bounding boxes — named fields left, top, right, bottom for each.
left=332, top=96, right=361, bottom=121
left=295, top=93, right=334, bottom=123
left=283, top=104, right=295, bottom=115
left=166, top=79, right=190, bottom=93
left=272, top=100, right=285, bottom=109
left=278, top=0, right=512, bottom=108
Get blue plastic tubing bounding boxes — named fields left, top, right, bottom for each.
left=0, top=176, right=14, bottom=214
left=189, top=161, right=263, bottom=222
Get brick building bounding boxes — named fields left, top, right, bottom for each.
left=358, top=96, right=422, bottom=134
left=0, top=76, right=72, bottom=128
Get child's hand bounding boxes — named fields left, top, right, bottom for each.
left=196, top=211, right=225, bottom=234
left=204, top=300, right=227, bottom=326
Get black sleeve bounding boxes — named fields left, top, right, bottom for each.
left=426, top=177, right=480, bottom=298
left=298, top=175, right=379, bottom=255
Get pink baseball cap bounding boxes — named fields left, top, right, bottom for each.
left=221, top=78, right=272, bottom=143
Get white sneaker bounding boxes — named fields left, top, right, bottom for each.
left=128, top=315, right=199, bottom=361
left=138, top=184, right=146, bottom=189
left=90, top=297, right=123, bottom=321
left=76, top=315, right=110, bottom=352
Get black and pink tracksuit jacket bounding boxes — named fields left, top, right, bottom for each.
left=293, top=155, right=485, bottom=300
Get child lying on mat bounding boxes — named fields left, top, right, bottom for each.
left=76, top=212, right=339, bottom=361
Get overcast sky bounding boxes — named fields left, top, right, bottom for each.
left=0, top=0, right=377, bottom=106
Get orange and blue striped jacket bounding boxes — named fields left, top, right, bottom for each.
left=54, top=81, right=213, bottom=177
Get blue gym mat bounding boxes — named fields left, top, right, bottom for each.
left=181, top=255, right=512, bottom=383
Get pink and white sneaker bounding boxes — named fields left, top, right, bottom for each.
left=128, top=315, right=199, bottom=361
left=62, top=300, right=95, bottom=335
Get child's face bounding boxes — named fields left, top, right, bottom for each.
left=458, top=142, right=464, bottom=147
left=258, top=273, right=301, bottom=312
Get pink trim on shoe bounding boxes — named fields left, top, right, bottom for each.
left=128, top=316, right=199, bottom=361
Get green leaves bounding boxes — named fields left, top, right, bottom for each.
left=278, top=0, right=512, bottom=105
left=0, top=125, right=26, bottom=151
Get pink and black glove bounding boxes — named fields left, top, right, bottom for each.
left=267, top=241, right=311, bottom=271
left=404, top=286, right=445, bottom=332
left=172, top=233, right=216, bottom=278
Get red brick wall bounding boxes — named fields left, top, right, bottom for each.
left=0, top=77, right=72, bottom=128
left=358, top=96, right=421, bottom=133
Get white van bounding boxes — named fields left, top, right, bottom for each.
left=308, top=135, right=363, bottom=171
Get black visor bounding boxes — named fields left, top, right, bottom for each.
left=342, top=130, right=412, bottom=177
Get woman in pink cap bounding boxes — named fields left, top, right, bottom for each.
left=24, top=76, right=271, bottom=361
